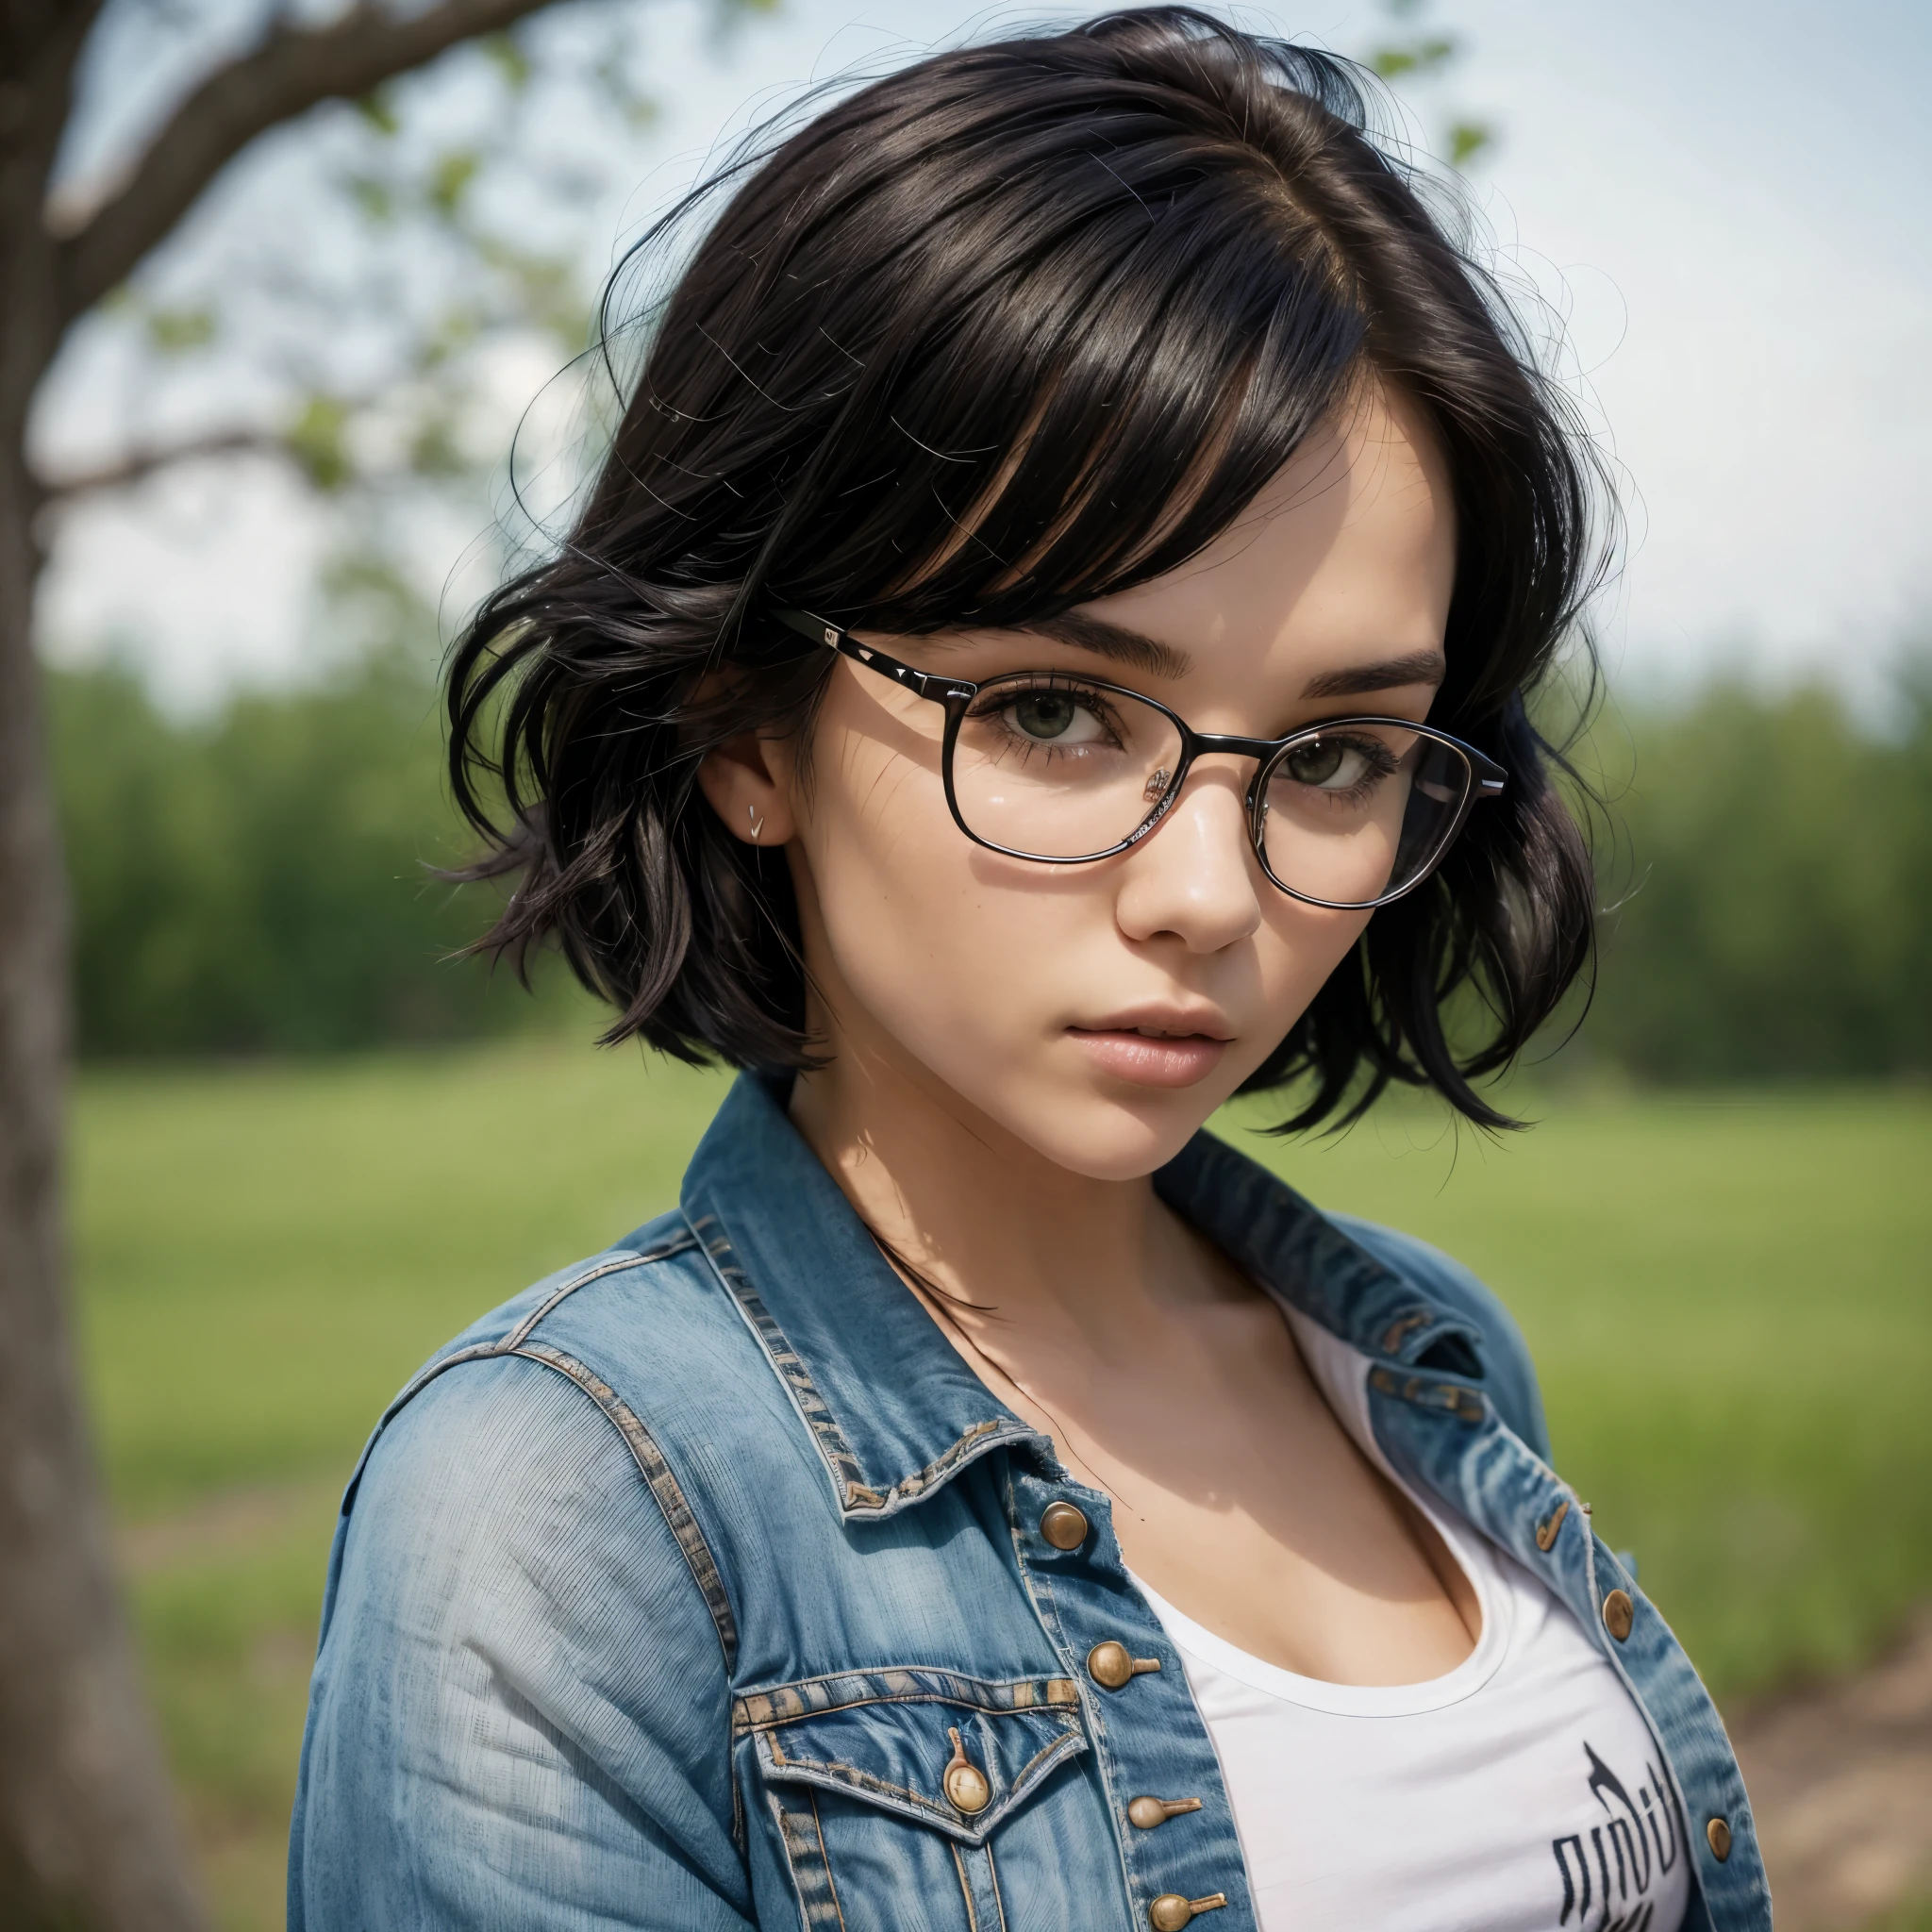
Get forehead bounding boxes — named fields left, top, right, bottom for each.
left=1072, top=379, right=1457, bottom=678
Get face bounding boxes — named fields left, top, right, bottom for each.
left=701, top=378, right=1457, bottom=1181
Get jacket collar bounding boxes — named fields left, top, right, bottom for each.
left=680, top=1071, right=1474, bottom=1522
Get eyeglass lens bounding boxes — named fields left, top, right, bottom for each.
left=947, top=675, right=1472, bottom=907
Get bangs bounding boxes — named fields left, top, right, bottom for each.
left=605, top=22, right=1400, bottom=643
left=810, top=163, right=1371, bottom=629
left=450, top=8, right=1608, bottom=1128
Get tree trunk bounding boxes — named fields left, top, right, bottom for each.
left=0, top=1, right=572, bottom=1917
left=0, top=469, right=208, bottom=1932
left=0, top=406, right=206, bottom=1932
left=0, top=8, right=207, bottom=1925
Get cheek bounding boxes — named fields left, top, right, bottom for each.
left=1255, top=895, right=1374, bottom=1002
left=796, top=720, right=1066, bottom=1058
left=791, top=702, right=1378, bottom=1176
left=1217, top=896, right=1374, bottom=1090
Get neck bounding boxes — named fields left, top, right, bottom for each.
left=787, top=1016, right=1214, bottom=1357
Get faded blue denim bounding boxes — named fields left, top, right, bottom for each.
left=289, top=1072, right=1769, bottom=1930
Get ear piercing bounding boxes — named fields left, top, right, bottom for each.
left=748, top=807, right=765, bottom=841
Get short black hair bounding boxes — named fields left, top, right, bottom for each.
left=447, top=7, right=1607, bottom=1129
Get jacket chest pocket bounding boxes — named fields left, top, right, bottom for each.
left=737, top=1667, right=1094, bottom=1931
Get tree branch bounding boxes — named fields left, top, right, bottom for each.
left=34, top=427, right=293, bottom=501
left=56, top=0, right=560, bottom=325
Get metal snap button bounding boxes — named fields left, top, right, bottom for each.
left=1602, top=1589, right=1635, bottom=1642
left=1707, top=1816, right=1732, bottom=1861
left=1087, top=1640, right=1160, bottom=1690
left=1149, top=1892, right=1226, bottom=1929
left=1128, top=1795, right=1203, bottom=1830
left=942, top=1728, right=990, bottom=1815
left=1040, top=1501, right=1090, bottom=1550
left=1534, top=1499, right=1570, bottom=1551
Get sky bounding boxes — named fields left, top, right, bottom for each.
left=31, top=0, right=1932, bottom=710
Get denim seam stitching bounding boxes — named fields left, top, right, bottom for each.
left=886, top=1419, right=1037, bottom=1509
left=508, top=1340, right=740, bottom=1673
left=687, top=1210, right=1036, bottom=1518
left=1003, top=1462, right=1141, bottom=1924
left=951, top=1843, right=981, bottom=1932
left=808, top=1790, right=848, bottom=1932
left=375, top=1240, right=696, bottom=1420
left=736, top=1690, right=1080, bottom=1736
left=770, top=1790, right=841, bottom=1932
left=1579, top=1526, right=1763, bottom=1924
left=985, top=1840, right=1010, bottom=1932
left=733, top=1673, right=1079, bottom=1732
left=687, top=1211, right=877, bottom=1509
left=505, top=1238, right=698, bottom=1350
left=755, top=1728, right=1085, bottom=1832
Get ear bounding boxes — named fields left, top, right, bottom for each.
left=697, top=730, right=798, bottom=849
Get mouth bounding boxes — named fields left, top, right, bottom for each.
left=1065, top=1011, right=1234, bottom=1091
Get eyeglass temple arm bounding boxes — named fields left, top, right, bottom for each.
left=774, top=608, right=974, bottom=705
left=775, top=608, right=1507, bottom=798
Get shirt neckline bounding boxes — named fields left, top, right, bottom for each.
left=1126, top=1311, right=1518, bottom=1719
left=1130, top=1493, right=1514, bottom=1718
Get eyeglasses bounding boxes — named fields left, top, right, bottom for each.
left=775, top=608, right=1506, bottom=910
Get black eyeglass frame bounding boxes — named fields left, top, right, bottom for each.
left=775, top=608, right=1507, bottom=911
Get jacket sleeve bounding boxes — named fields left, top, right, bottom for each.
left=1326, top=1213, right=1555, bottom=1466
left=289, top=1351, right=755, bottom=1931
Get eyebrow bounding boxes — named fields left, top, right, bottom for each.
left=1301, top=649, right=1447, bottom=699
left=1013, top=615, right=1444, bottom=699
left=1021, top=612, right=1192, bottom=680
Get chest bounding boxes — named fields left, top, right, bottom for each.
left=1143, top=1547, right=1691, bottom=1932
left=723, top=1454, right=1679, bottom=1932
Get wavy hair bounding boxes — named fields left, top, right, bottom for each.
left=447, top=7, right=1608, bottom=1128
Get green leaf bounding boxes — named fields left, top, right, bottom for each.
left=145, top=306, right=218, bottom=355
left=344, top=175, right=394, bottom=225
left=355, top=88, right=400, bottom=137
left=428, top=150, right=481, bottom=220
left=408, top=417, right=466, bottom=479
left=1447, top=120, right=1492, bottom=167
left=480, top=31, right=532, bottom=92
left=1370, top=33, right=1457, bottom=79
left=285, top=394, right=352, bottom=493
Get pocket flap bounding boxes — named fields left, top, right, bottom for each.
left=735, top=1666, right=1087, bottom=1843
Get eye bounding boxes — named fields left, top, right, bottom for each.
left=1283, top=737, right=1375, bottom=790
left=1003, top=691, right=1108, bottom=744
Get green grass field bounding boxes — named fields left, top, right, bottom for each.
left=72, top=1041, right=1932, bottom=1931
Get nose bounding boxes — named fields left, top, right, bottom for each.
left=1112, top=762, right=1264, bottom=955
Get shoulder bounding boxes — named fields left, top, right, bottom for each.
left=1324, top=1213, right=1552, bottom=1463
left=300, top=1332, right=754, bottom=1924
left=335, top=1206, right=822, bottom=1636
left=358, top=1208, right=774, bottom=1468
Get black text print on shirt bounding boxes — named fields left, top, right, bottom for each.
left=1553, top=1742, right=1684, bottom=1931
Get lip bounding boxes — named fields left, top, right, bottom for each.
left=1066, top=1005, right=1236, bottom=1091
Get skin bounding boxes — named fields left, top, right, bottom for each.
left=698, top=376, right=1481, bottom=1685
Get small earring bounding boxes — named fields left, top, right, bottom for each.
left=748, top=807, right=765, bottom=841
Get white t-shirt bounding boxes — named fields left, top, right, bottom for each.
left=1132, top=1311, right=1691, bottom=1932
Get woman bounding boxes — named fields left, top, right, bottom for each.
left=290, top=13, right=1766, bottom=1929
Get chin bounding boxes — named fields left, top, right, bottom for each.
left=1007, top=1085, right=1223, bottom=1184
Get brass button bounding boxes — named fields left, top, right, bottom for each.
left=1602, top=1589, right=1635, bottom=1642
left=942, top=1727, right=991, bottom=1815
left=1707, top=1816, right=1732, bottom=1861
left=1128, top=1795, right=1203, bottom=1830
left=1041, top=1501, right=1091, bottom=1550
left=1149, top=1893, right=1226, bottom=1930
left=1087, top=1640, right=1160, bottom=1690
left=1534, top=1499, right=1570, bottom=1552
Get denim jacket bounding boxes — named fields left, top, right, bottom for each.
left=290, top=1072, right=1769, bottom=1931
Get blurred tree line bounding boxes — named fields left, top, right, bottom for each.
left=49, top=638, right=557, bottom=1058
left=49, top=639, right=1932, bottom=1080
left=1580, top=661, right=1932, bottom=1082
